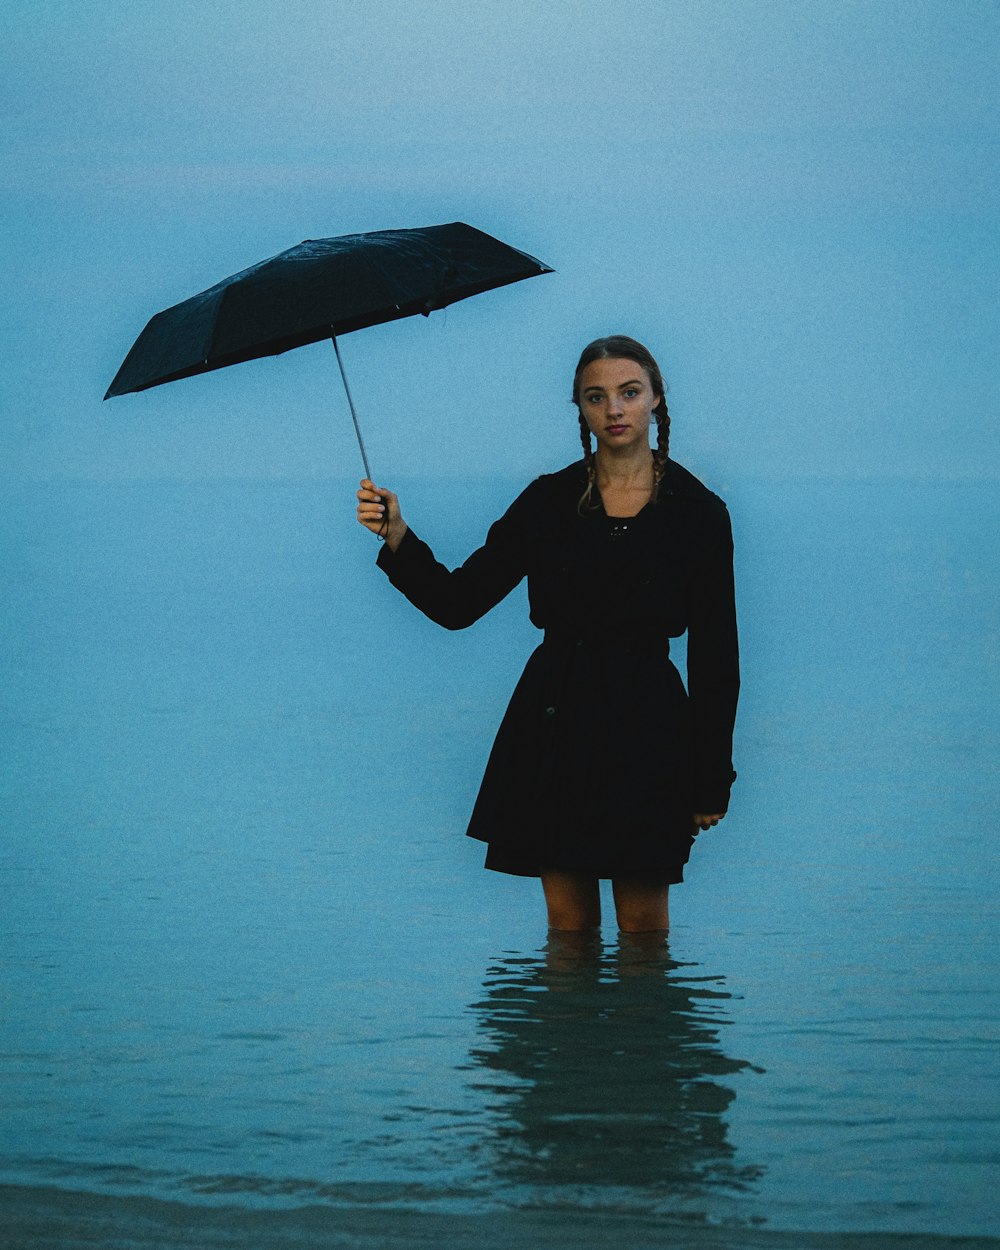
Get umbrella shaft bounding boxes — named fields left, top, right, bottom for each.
left=332, top=337, right=372, bottom=481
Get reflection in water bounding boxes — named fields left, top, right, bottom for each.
left=464, top=934, right=763, bottom=1202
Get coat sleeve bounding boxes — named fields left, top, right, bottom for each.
left=374, top=482, right=538, bottom=630
left=686, top=500, right=740, bottom=813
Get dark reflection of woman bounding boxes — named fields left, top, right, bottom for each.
left=463, top=935, right=763, bottom=1199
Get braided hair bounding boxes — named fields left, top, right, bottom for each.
left=578, top=409, right=599, bottom=512
left=572, top=335, right=670, bottom=513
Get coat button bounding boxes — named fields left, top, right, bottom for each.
left=545, top=705, right=556, bottom=716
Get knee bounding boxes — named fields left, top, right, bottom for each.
left=613, top=897, right=669, bottom=934
left=612, top=878, right=670, bottom=934
left=541, top=872, right=600, bottom=933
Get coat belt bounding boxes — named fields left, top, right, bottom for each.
left=542, top=625, right=669, bottom=651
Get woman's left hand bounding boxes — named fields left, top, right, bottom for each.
left=693, top=812, right=725, bottom=832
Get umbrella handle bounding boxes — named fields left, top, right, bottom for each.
left=332, top=337, right=373, bottom=482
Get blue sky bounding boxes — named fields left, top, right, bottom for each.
left=2, top=0, right=997, bottom=482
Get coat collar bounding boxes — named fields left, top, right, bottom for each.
left=550, top=457, right=721, bottom=504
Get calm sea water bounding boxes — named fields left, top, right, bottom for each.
left=1, top=475, right=997, bottom=1249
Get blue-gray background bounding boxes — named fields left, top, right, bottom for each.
left=2, top=0, right=997, bottom=485
left=2, top=3, right=998, bottom=1247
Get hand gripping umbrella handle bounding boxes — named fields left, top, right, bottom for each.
left=331, top=337, right=372, bottom=482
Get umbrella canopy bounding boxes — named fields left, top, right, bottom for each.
left=104, top=221, right=553, bottom=399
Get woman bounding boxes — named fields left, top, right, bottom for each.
left=356, top=336, right=738, bottom=934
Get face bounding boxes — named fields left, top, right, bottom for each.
left=578, top=357, right=659, bottom=452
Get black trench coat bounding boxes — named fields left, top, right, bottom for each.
left=376, top=457, right=739, bottom=882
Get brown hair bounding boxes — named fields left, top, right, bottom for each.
left=572, top=335, right=671, bottom=512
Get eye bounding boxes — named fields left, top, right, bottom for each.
left=624, top=388, right=639, bottom=399
left=585, top=394, right=602, bottom=404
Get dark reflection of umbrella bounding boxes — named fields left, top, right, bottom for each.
left=104, top=221, right=553, bottom=477
left=464, top=936, right=764, bottom=1205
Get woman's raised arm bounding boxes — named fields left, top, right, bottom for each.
left=357, top=477, right=539, bottom=631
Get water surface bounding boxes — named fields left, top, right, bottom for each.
left=1, top=476, right=997, bottom=1247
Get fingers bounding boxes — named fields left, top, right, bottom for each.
left=693, top=812, right=725, bottom=832
left=357, top=502, right=386, bottom=531
left=356, top=478, right=399, bottom=535
left=357, top=479, right=395, bottom=505
left=356, top=491, right=385, bottom=513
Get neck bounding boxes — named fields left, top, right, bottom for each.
left=595, top=444, right=653, bottom=486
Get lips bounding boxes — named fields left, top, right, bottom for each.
left=607, top=424, right=628, bottom=434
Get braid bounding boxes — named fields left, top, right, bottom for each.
left=577, top=413, right=598, bottom=513
left=651, top=399, right=671, bottom=501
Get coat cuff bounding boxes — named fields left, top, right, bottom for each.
left=692, top=769, right=736, bottom=816
left=375, top=526, right=418, bottom=576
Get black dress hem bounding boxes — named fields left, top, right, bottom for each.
left=481, top=838, right=692, bottom=884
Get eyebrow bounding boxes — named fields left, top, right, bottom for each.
left=582, top=378, right=644, bottom=393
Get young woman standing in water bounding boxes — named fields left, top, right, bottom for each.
left=356, top=336, right=738, bottom=934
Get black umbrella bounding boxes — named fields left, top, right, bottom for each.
left=105, top=221, right=553, bottom=477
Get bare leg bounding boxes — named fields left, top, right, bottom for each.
left=612, top=878, right=670, bottom=934
left=541, top=871, right=601, bottom=932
